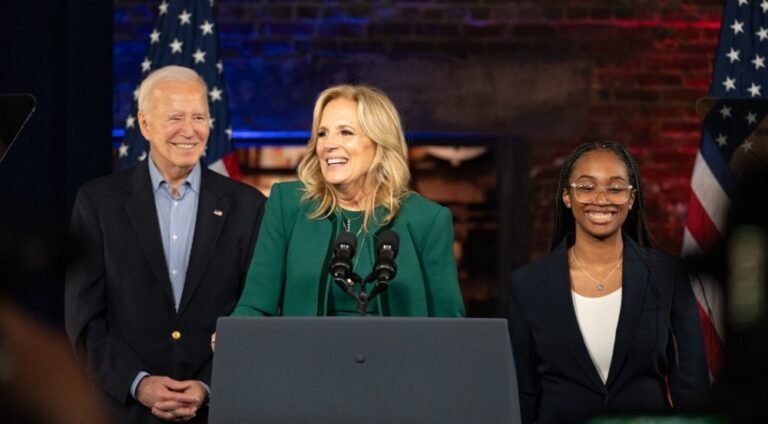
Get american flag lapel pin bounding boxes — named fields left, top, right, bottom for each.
left=213, top=209, right=223, bottom=217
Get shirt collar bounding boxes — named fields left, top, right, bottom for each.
left=147, top=157, right=202, bottom=194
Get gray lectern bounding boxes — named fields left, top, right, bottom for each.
left=210, top=317, right=520, bottom=424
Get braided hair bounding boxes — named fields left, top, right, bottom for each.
left=551, top=141, right=653, bottom=251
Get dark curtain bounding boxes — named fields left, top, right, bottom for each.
left=0, top=0, right=112, bottom=326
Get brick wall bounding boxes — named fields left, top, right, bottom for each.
left=114, top=0, right=724, bottom=314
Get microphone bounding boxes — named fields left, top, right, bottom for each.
left=368, top=230, right=399, bottom=300
left=329, top=231, right=357, bottom=280
left=374, top=230, right=399, bottom=282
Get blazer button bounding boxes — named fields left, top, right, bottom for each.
left=171, top=330, right=181, bottom=340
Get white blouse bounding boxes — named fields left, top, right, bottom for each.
left=571, top=288, right=622, bottom=384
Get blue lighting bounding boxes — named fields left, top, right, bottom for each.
left=111, top=129, right=500, bottom=148
left=234, top=130, right=310, bottom=139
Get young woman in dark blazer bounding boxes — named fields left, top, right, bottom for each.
left=506, top=142, right=709, bottom=424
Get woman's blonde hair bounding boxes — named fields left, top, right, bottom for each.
left=297, top=84, right=411, bottom=230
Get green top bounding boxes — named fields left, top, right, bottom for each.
left=232, top=180, right=465, bottom=317
left=326, top=208, right=379, bottom=316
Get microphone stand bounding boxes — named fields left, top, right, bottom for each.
left=332, top=273, right=389, bottom=317
left=331, top=229, right=397, bottom=317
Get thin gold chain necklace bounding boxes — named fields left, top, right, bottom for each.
left=341, top=212, right=365, bottom=270
left=570, top=247, right=622, bottom=291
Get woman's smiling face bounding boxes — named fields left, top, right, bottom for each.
left=562, top=149, right=635, bottom=241
left=315, top=97, right=377, bottom=200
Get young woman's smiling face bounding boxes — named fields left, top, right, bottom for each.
left=562, top=149, right=636, bottom=241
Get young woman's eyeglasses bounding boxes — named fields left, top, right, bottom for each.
left=569, top=182, right=634, bottom=205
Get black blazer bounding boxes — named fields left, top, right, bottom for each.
left=505, top=236, right=708, bottom=424
left=65, top=161, right=265, bottom=423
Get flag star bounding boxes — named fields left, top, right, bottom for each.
left=732, top=19, right=745, bottom=34
left=720, top=105, right=733, bottom=118
left=748, top=82, right=762, bottom=97
left=149, top=29, right=161, bottom=44
left=200, top=20, right=215, bottom=36
left=125, top=114, right=136, bottom=129
left=138, top=151, right=147, bottom=162
left=209, top=117, right=216, bottom=129
left=738, top=0, right=749, bottom=5
left=193, top=49, right=207, bottom=64
left=209, top=86, right=223, bottom=102
left=225, top=126, right=232, bottom=140
left=179, top=9, right=192, bottom=25
left=746, top=111, right=758, bottom=125
left=722, top=76, right=737, bottom=91
left=141, top=57, right=152, bottom=73
left=753, top=55, right=766, bottom=69
left=742, top=139, right=754, bottom=151
left=763, top=0, right=768, bottom=12
left=169, top=38, right=183, bottom=54
left=758, top=27, right=768, bottom=41
left=716, top=134, right=728, bottom=147
left=133, top=87, right=139, bottom=101
left=216, top=60, right=223, bottom=74
left=119, top=143, right=129, bottom=157
left=158, top=0, right=169, bottom=15
left=727, top=48, right=741, bottom=63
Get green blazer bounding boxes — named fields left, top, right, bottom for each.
left=233, top=181, right=465, bottom=317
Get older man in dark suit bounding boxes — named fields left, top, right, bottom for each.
left=65, top=65, right=265, bottom=423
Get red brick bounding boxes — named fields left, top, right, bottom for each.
left=636, top=74, right=683, bottom=86
left=613, top=89, right=662, bottom=102
left=115, top=0, right=722, bottom=292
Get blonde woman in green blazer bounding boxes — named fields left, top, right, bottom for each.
left=232, top=85, right=464, bottom=317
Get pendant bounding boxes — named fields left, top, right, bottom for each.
left=596, top=283, right=605, bottom=291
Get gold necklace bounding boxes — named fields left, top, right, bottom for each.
left=570, top=247, right=622, bottom=291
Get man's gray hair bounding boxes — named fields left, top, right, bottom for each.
left=137, top=65, right=208, bottom=112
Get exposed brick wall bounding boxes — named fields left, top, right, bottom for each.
left=114, top=0, right=724, bottom=314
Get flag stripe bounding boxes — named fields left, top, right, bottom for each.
left=689, top=263, right=725, bottom=338
left=208, top=159, right=229, bottom=178
left=681, top=227, right=702, bottom=257
left=222, top=152, right=241, bottom=180
left=699, top=133, right=735, bottom=196
left=689, top=150, right=730, bottom=236
left=697, top=300, right=725, bottom=377
left=686, top=192, right=724, bottom=253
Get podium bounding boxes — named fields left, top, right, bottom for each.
left=210, top=317, right=520, bottom=424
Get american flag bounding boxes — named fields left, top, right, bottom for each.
left=117, top=0, right=240, bottom=179
left=683, top=0, right=768, bottom=378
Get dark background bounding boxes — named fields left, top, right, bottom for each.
left=0, top=0, right=112, bottom=325
left=2, top=0, right=724, bottom=324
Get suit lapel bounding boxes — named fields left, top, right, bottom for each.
left=177, top=167, right=228, bottom=317
left=124, top=162, right=176, bottom=307
left=545, top=239, right=607, bottom=392
left=296, top=212, right=336, bottom=316
left=605, top=238, right=649, bottom=387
